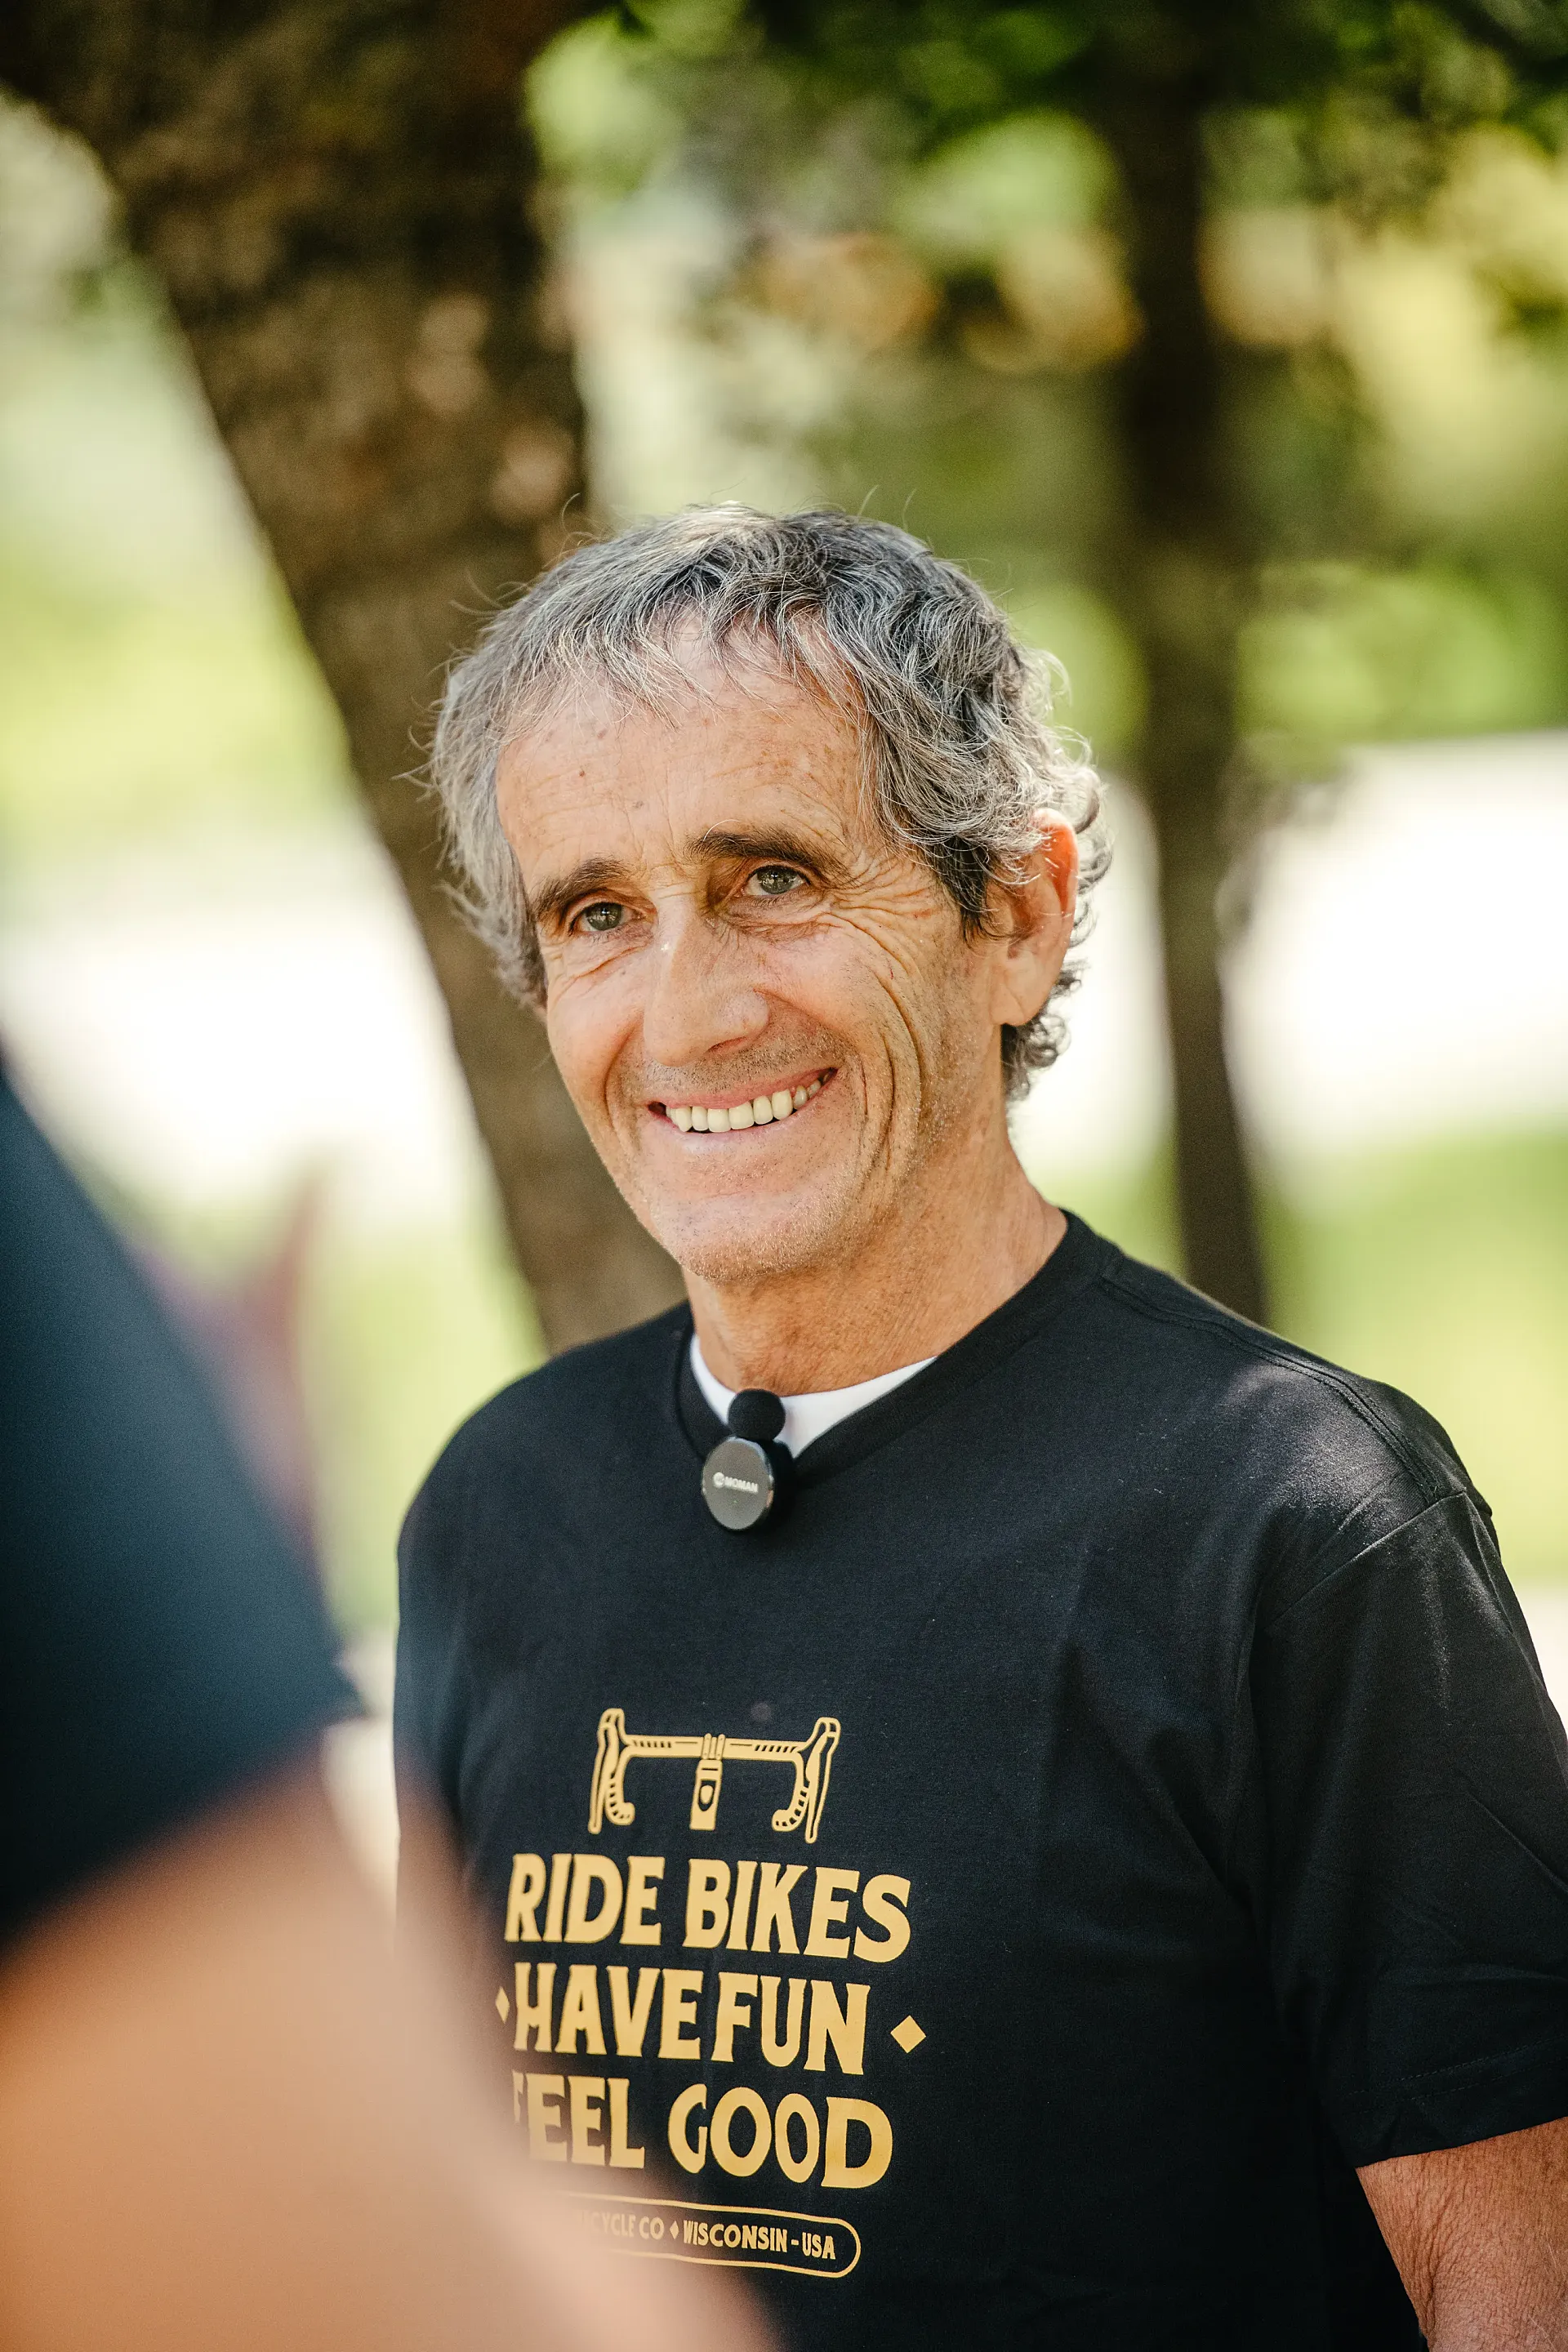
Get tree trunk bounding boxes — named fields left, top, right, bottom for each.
left=1094, top=60, right=1270, bottom=1325
left=3, top=0, right=685, bottom=1352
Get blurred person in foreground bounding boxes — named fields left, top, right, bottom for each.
left=398, top=508, right=1568, bottom=2352
left=0, top=1067, right=765, bottom=2352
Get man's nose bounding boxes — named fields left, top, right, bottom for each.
left=640, top=902, right=768, bottom=1069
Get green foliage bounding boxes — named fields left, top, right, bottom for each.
left=891, top=111, right=1114, bottom=261
left=1244, top=560, right=1568, bottom=743
left=0, top=563, right=350, bottom=856
left=745, top=0, right=1568, bottom=152
left=305, top=1220, right=540, bottom=1632
left=0, top=194, right=352, bottom=858
left=531, top=15, right=685, bottom=201
left=1004, top=580, right=1146, bottom=751
left=541, top=0, right=1568, bottom=754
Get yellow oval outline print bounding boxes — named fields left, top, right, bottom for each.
left=558, top=2187, right=861, bottom=2279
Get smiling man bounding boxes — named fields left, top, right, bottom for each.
left=398, top=508, right=1568, bottom=2352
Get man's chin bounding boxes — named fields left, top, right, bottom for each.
left=640, top=1181, right=858, bottom=1291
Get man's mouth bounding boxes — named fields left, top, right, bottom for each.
left=653, top=1069, right=832, bottom=1134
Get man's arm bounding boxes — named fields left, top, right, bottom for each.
left=1360, top=2122, right=1568, bottom=2350
left=0, top=1753, right=768, bottom=2352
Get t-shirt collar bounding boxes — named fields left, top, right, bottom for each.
left=688, top=1334, right=936, bottom=1455
left=674, top=1209, right=1111, bottom=1485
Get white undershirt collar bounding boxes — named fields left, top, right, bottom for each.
left=690, top=1333, right=934, bottom=1457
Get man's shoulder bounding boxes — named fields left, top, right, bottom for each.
left=1072, top=1232, right=1475, bottom=1558
left=470, top=1300, right=688, bottom=1448
left=400, top=1303, right=689, bottom=1557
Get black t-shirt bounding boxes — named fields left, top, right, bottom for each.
left=0, top=1074, right=352, bottom=1953
left=396, top=1214, right=1568, bottom=2351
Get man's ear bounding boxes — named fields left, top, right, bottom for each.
left=988, top=815, right=1079, bottom=1032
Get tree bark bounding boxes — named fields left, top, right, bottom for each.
left=3, top=0, right=685, bottom=1352
left=1093, top=55, right=1269, bottom=1325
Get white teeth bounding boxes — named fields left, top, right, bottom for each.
left=667, top=1077, right=826, bottom=1131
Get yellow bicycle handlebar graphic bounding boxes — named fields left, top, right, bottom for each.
left=589, top=1709, right=841, bottom=1842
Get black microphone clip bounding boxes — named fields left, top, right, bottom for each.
left=702, top=1389, right=792, bottom=1531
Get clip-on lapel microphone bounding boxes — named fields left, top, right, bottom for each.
left=702, top=1389, right=792, bottom=1530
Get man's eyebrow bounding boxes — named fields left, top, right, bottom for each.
left=688, top=826, right=852, bottom=884
left=529, top=830, right=852, bottom=929
left=528, top=857, right=625, bottom=931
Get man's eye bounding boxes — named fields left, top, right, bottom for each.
left=577, top=901, right=626, bottom=933
left=748, top=866, right=805, bottom=898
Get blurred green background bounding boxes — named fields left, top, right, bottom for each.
left=1, top=21, right=1564, bottom=1634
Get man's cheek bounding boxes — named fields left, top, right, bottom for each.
left=544, top=1001, right=613, bottom=1128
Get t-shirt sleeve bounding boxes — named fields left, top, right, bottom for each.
left=0, top=1077, right=354, bottom=1953
left=1250, top=1485, right=1568, bottom=2166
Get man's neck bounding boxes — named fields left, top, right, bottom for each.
left=688, top=1131, right=1063, bottom=1395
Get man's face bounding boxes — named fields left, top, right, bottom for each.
left=495, top=654, right=1055, bottom=1288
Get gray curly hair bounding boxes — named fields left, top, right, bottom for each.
left=430, top=505, right=1110, bottom=1098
